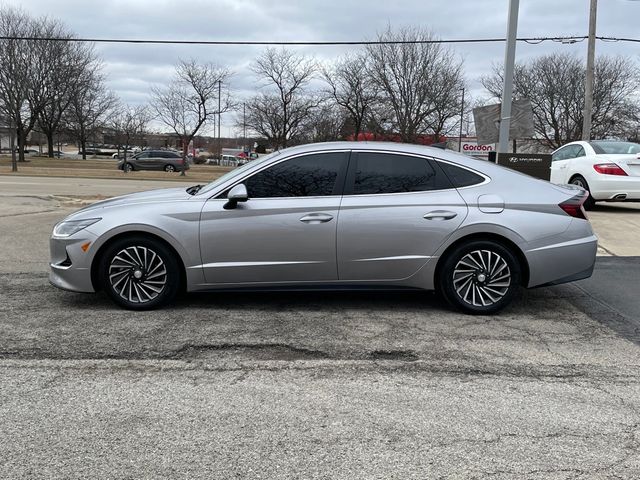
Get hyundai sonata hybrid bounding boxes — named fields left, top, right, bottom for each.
left=50, top=142, right=597, bottom=314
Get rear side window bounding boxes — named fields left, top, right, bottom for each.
left=437, top=162, right=485, bottom=188
left=351, top=153, right=450, bottom=195
left=244, top=152, right=348, bottom=198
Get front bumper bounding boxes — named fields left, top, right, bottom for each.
left=49, top=231, right=99, bottom=293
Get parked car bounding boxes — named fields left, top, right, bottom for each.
left=551, top=140, right=640, bottom=208
left=50, top=142, right=596, bottom=313
left=111, top=147, right=141, bottom=159
left=44, top=150, right=65, bottom=157
left=223, top=154, right=239, bottom=166
left=117, top=150, right=189, bottom=172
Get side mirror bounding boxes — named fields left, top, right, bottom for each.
left=224, top=183, right=248, bottom=210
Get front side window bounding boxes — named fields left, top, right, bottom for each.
left=553, top=145, right=582, bottom=162
left=351, top=153, right=450, bottom=195
left=244, top=152, right=348, bottom=198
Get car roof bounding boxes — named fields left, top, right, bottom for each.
left=274, top=141, right=496, bottom=171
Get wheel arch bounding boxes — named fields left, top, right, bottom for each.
left=90, top=230, right=187, bottom=292
left=434, top=232, right=530, bottom=288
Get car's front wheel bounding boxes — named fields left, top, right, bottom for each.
left=122, top=162, right=133, bottom=173
left=439, top=240, right=521, bottom=315
left=99, top=236, right=180, bottom=310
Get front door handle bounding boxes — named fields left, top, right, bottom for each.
left=423, top=210, right=458, bottom=220
left=300, top=213, right=334, bottom=224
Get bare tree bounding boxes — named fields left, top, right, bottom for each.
left=481, top=52, right=640, bottom=149
left=37, top=37, right=98, bottom=157
left=151, top=59, right=232, bottom=173
left=321, top=52, right=378, bottom=140
left=366, top=26, right=465, bottom=143
left=300, top=103, right=346, bottom=143
left=65, top=70, right=118, bottom=159
left=111, top=104, right=151, bottom=160
left=0, top=8, right=40, bottom=169
left=246, top=48, right=318, bottom=148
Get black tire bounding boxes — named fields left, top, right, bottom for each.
left=98, top=235, right=180, bottom=310
left=439, top=240, right=521, bottom=315
left=570, top=175, right=596, bottom=210
left=164, top=164, right=176, bottom=172
left=123, top=162, right=133, bottom=173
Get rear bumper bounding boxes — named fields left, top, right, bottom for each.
left=525, top=233, right=598, bottom=288
left=589, top=176, right=640, bottom=201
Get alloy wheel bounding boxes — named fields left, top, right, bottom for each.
left=572, top=178, right=586, bottom=189
left=452, top=249, right=511, bottom=307
left=108, top=246, right=167, bottom=304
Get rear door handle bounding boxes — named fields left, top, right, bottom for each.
left=300, top=213, right=334, bottom=224
left=423, top=211, right=458, bottom=220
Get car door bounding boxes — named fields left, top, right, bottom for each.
left=134, top=151, right=152, bottom=170
left=198, top=151, right=350, bottom=285
left=337, top=151, right=468, bottom=281
left=550, top=145, right=578, bottom=184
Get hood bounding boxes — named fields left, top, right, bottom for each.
left=71, top=187, right=193, bottom=216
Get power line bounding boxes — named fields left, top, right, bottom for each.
left=0, top=34, right=598, bottom=46
left=0, top=34, right=636, bottom=46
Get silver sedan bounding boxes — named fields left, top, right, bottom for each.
left=50, top=142, right=597, bottom=314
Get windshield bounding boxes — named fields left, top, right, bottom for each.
left=590, top=141, right=640, bottom=155
left=197, top=151, right=281, bottom=195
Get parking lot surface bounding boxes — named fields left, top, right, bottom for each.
left=1, top=178, right=640, bottom=478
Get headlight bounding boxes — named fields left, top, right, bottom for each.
left=53, top=218, right=101, bottom=238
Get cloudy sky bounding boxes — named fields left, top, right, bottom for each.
left=4, top=0, right=640, bottom=135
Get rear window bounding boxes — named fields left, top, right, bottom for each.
left=590, top=141, right=640, bottom=155
left=437, top=162, right=485, bottom=188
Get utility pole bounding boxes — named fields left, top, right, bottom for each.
left=243, top=102, right=247, bottom=149
left=217, top=79, right=222, bottom=158
left=582, top=0, right=598, bottom=141
left=497, top=0, right=520, bottom=154
left=458, top=87, right=465, bottom=152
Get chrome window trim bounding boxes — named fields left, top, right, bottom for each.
left=206, top=147, right=490, bottom=201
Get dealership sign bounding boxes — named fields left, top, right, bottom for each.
left=461, top=140, right=495, bottom=158
left=496, top=153, right=552, bottom=181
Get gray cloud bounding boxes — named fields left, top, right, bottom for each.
left=4, top=0, right=640, bottom=132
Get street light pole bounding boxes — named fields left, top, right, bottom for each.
left=217, top=80, right=222, bottom=158
left=582, top=0, right=598, bottom=141
left=458, top=87, right=465, bottom=152
left=497, top=0, right=520, bottom=154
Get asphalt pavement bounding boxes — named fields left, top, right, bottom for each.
left=1, top=180, right=640, bottom=479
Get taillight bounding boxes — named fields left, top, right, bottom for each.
left=593, top=163, right=627, bottom=176
left=559, top=192, right=588, bottom=220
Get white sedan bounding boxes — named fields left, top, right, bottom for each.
left=551, top=140, right=640, bottom=208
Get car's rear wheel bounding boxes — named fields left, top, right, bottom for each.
left=570, top=175, right=595, bottom=210
left=99, top=236, right=180, bottom=310
left=164, top=164, right=176, bottom=172
left=123, top=162, right=133, bottom=173
left=439, top=240, right=521, bottom=315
